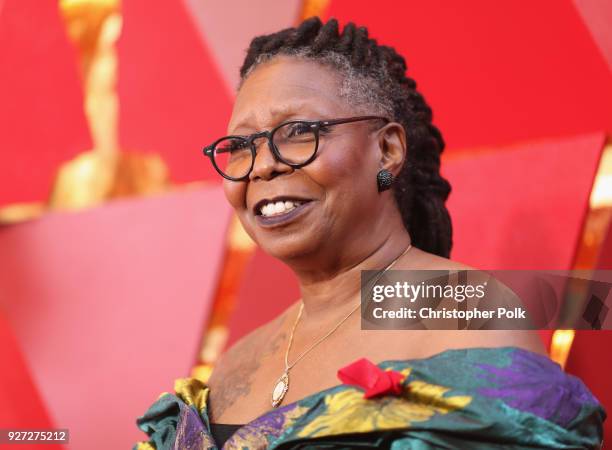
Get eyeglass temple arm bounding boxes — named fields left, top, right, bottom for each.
left=204, top=116, right=389, bottom=155
left=320, top=116, right=390, bottom=127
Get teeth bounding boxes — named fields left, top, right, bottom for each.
left=259, top=200, right=303, bottom=217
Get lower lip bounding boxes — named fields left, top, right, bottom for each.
left=255, top=201, right=313, bottom=228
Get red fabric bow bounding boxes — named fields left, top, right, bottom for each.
left=337, top=358, right=406, bottom=399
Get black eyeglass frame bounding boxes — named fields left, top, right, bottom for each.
left=202, top=115, right=390, bottom=181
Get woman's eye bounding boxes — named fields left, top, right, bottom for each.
left=216, top=139, right=249, bottom=154
left=287, top=123, right=313, bottom=137
left=231, top=142, right=248, bottom=151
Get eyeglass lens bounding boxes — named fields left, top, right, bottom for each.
left=212, top=122, right=318, bottom=179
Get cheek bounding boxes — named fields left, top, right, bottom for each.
left=311, top=136, right=377, bottom=192
left=223, top=179, right=247, bottom=211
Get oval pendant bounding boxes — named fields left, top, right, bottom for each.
left=271, top=372, right=289, bottom=408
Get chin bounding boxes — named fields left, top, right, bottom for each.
left=257, top=231, right=321, bottom=262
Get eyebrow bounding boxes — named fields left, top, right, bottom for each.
left=229, top=103, right=326, bottom=134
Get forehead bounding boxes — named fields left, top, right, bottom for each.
left=228, top=56, right=354, bottom=133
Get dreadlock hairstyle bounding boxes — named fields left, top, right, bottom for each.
left=239, top=17, right=453, bottom=258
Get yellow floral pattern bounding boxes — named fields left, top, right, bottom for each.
left=174, top=377, right=209, bottom=413
left=297, top=367, right=471, bottom=438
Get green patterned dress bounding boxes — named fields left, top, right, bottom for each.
left=134, top=347, right=606, bottom=449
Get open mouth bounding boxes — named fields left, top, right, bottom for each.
left=253, top=196, right=313, bottom=227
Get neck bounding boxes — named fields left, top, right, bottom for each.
left=293, top=228, right=412, bottom=324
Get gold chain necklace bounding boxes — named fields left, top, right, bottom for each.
left=270, top=243, right=413, bottom=408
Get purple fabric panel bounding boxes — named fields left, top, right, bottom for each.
left=477, top=348, right=598, bottom=427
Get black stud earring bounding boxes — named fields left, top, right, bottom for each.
left=377, top=169, right=394, bottom=192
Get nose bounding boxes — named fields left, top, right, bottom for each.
left=249, top=135, right=293, bottom=181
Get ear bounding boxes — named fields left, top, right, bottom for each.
left=376, top=122, right=407, bottom=176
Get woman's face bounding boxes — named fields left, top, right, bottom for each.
left=224, top=56, right=400, bottom=261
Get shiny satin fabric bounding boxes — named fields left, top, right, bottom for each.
left=134, top=347, right=606, bottom=449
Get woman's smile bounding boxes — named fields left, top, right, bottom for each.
left=253, top=197, right=315, bottom=228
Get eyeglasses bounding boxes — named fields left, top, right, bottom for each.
left=203, top=115, right=389, bottom=181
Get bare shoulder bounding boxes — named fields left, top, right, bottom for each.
left=204, top=301, right=300, bottom=421
left=400, top=248, right=547, bottom=357
left=207, top=301, right=297, bottom=385
left=424, top=329, right=548, bottom=357
left=402, top=247, right=476, bottom=271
